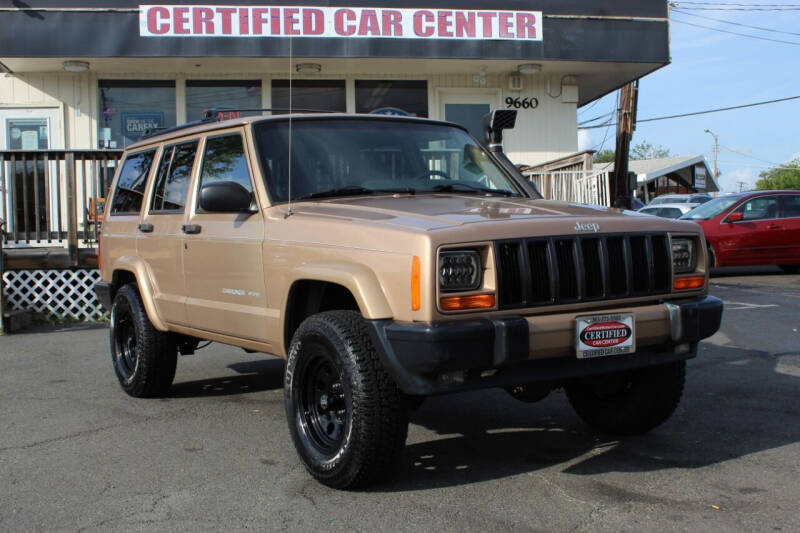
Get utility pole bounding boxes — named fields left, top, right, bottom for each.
left=612, top=80, right=639, bottom=209
left=704, top=129, right=719, bottom=181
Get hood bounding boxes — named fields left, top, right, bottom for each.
left=280, top=194, right=692, bottom=233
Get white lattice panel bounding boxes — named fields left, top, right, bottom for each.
left=2, top=269, right=107, bottom=322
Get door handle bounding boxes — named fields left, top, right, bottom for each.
left=181, top=224, right=202, bottom=234
left=767, top=223, right=782, bottom=230
left=137, top=223, right=153, bottom=233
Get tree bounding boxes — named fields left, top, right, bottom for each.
left=630, top=141, right=671, bottom=161
left=593, top=149, right=616, bottom=163
left=592, top=141, right=671, bottom=163
left=755, top=158, right=800, bottom=190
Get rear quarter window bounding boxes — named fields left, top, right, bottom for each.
left=110, top=149, right=156, bottom=214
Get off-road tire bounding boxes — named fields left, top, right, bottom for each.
left=284, top=311, right=408, bottom=489
left=565, top=361, right=686, bottom=435
left=779, top=265, right=800, bottom=274
left=110, top=283, right=177, bottom=398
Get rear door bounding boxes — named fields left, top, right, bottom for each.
left=777, top=194, right=800, bottom=263
left=182, top=130, right=268, bottom=341
left=720, top=195, right=782, bottom=265
left=138, top=139, right=199, bottom=325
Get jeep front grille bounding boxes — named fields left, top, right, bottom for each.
left=494, top=233, right=671, bottom=309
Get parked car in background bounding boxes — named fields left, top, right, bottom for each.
left=680, top=191, right=800, bottom=272
left=649, top=193, right=713, bottom=206
left=638, top=203, right=699, bottom=219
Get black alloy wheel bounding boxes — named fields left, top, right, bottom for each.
left=112, top=305, right=139, bottom=383
left=294, top=343, right=351, bottom=457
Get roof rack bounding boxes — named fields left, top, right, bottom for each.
left=140, top=107, right=338, bottom=140
left=201, top=107, right=337, bottom=120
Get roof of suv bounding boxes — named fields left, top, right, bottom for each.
left=127, top=113, right=467, bottom=151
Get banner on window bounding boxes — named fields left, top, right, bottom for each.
left=139, top=5, right=543, bottom=41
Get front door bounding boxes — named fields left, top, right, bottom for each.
left=0, top=107, right=63, bottom=242
left=438, top=90, right=501, bottom=141
left=182, top=131, right=269, bottom=342
left=719, top=195, right=782, bottom=265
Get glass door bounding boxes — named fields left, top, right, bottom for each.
left=0, top=107, right=63, bottom=243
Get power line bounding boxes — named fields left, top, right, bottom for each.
left=672, top=8, right=800, bottom=36
left=675, top=2, right=800, bottom=5
left=719, top=145, right=783, bottom=166
left=671, top=18, right=800, bottom=45
left=580, top=94, right=800, bottom=129
left=578, top=110, right=615, bottom=126
left=672, top=2, right=800, bottom=11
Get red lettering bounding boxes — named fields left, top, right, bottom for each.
left=239, top=8, right=249, bottom=35
left=270, top=8, right=281, bottom=35
left=477, top=12, right=497, bottom=38
left=216, top=7, right=236, bottom=35
left=382, top=10, right=402, bottom=37
left=437, top=11, right=453, bottom=38
left=516, top=13, right=537, bottom=39
left=146, top=7, right=169, bottom=35
left=193, top=7, right=214, bottom=34
left=173, top=7, right=189, bottom=35
left=498, top=12, right=513, bottom=38
left=358, top=9, right=380, bottom=36
left=253, top=8, right=269, bottom=34
left=413, top=11, right=434, bottom=37
left=284, top=8, right=300, bottom=35
left=455, top=12, right=475, bottom=38
left=304, top=8, right=324, bottom=35
left=334, top=9, right=356, bottom=36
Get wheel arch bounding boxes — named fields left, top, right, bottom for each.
left=108, top=257, right=168, bottom=331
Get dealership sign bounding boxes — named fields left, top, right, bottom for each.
left=139, top=5, right=543, bottom=40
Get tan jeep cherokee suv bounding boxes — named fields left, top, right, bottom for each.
left=95, top=111, right=722, bottom=489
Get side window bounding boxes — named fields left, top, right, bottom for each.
left=780, top=195, right=800, bottom=218
left=150, top=140, right=198, bottom=212
left=198, top=134, right=253, bottom=194
left=737, top=196, right=778, bottom=221
left=110, top=149, right=156, bottom=214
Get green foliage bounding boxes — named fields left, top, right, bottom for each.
left=755, top=158, right=800, bottom=190
left=593, top=149, right=616, bottom=163
left=630, top=141, right=671, bottom=161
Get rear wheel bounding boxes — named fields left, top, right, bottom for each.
left=779, top=265, right=800, bottom=274
left=565, top=361, right=685, bottom=435
left=284, top=311, right=408, bottom=489
left=110, top=284, right=177, bottom=397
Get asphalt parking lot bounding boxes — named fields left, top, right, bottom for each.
left=1, top=267, right=798, bottom=532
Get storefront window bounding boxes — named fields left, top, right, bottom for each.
left=271, top=80, right=346, bottom=114
left=186, top=80, right=262, bottom=122
left=98, top=80, right=176, bottom=149
left=355, top=80, right=428, bottom=117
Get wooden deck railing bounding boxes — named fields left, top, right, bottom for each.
left=0, top=150, right=122, bottom=265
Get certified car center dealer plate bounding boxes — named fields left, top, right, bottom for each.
left=575, top=313, right=635, bottom=359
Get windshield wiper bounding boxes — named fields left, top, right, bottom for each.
left=296, top=186, right=415, bottom=201
left=428, top=182, right=514, bottom=197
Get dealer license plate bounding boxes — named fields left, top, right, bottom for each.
left=575, top=313, right=635, bottom=359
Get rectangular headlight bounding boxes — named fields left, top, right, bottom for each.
left=671, top=238, right=696, bottom=274
left=439, top=250, right=481, bottom=292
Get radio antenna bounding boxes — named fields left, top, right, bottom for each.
left=285, top=33, right=294, bottom=218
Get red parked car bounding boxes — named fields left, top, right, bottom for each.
left=680, top=191, right=800, bottom=272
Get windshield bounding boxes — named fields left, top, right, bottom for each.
left=680, top=196, right=741, bottom=220
left=253, top=119, right=523, bottom=202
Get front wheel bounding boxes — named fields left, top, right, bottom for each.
left=565, top=361, right=685, bottom=435
left=284, top=311, right=408, bottom=489
left=109, top=283, right=177, bottom=397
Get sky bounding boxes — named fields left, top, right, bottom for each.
left=577, top=1, right=800, bottom=193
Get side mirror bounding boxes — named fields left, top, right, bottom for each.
left=199, top=181, right=254, bottom=213
left=726, top=212, right=744, bottom=223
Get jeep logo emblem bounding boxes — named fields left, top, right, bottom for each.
left=575, top=222, right=600, bottom=233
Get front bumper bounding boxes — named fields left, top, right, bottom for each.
left=366, top=295, right=723, bottom=396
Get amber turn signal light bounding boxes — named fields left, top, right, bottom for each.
left=411, top=256, right=421, bottom=311
left=674, top=275, right=705, bottom=291
left=440, top=294, right=496, bottom=311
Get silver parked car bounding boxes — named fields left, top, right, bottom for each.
left=638, top=203, right=699, bottom=219
left=648, top=193, right=712, bottom=206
